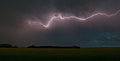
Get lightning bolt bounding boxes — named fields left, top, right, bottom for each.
left=28, top=10, right=120, bottom=28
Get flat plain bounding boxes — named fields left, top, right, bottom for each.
left=0, top=48, right=120, bottom=61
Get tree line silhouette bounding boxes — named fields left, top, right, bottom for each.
left=0, top=44, right=18, bottom=48
left=0, top=44, right=80, bottom=48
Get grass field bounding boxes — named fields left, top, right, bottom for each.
left=0, top=48, right=120, bottom=61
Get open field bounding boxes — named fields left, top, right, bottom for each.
left=0, top=48, right=120, bottom=61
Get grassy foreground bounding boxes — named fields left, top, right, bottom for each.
left=0, top=48, right=120, bottom=61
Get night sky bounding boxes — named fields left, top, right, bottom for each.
left=1, top=0, right=120, bottom=47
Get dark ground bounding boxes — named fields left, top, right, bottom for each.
left=0, top=48, right=120, bottom=61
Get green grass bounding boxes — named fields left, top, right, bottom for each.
left=0, top=48, right=120, bottom=61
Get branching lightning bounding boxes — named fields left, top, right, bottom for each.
left=28, top=10, right=120, bottom=28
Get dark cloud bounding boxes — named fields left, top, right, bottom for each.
left=0, top=0, right=120, bottom=47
